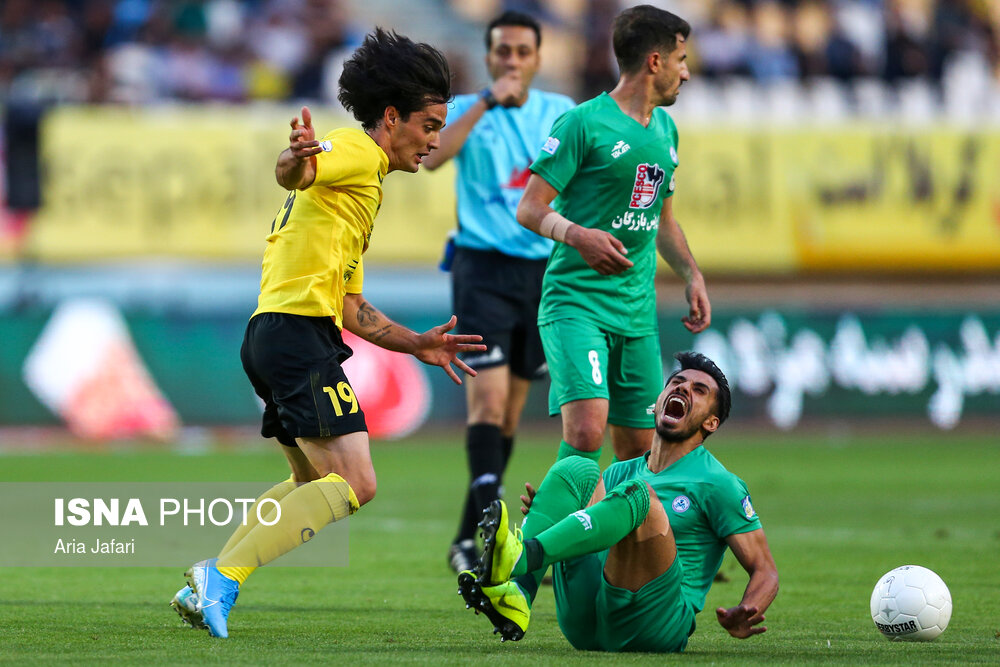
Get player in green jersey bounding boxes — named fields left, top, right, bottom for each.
left=458, top=352, right=779, bottom=651
left=517, top=5, right=710, bottom=463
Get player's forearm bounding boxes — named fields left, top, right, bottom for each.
left=519, top=202, right=589, bottom=253
left=738, top=567, right=779, bottom=617
left=342, top=295, right=418, bottom=353
left=518, top=175, right=582, bottom=245
left=275, top=148, right=316, bottom=190
left=519, top=194, right=579, bottom=241
left=516, top=195, right=551, bottom=234
left=422, top=102, right=487, bottom=170
left=514, top=196, right=552, bottom=234
left=656, top=217, right=700, bottom=283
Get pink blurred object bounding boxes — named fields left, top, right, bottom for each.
left=341, top=330, right=430, bottom=439
left=23, top=300, right=180, bottom=441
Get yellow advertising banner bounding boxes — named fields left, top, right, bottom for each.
left=672, top=127, right=1000, bottom=273
left=29, top=107, right=283, bottom=260
left=22, top=107, right=1000, bottom=272
left=780, top=128, right=1000, bottom=271
left=26, top=106, right=457, bottom=264
left=669, top=129, right=796, bottom=272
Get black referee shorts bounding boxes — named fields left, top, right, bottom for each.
left=241, top=312, right=368, bottom=447
left=450, top=246, right=548, bottom=380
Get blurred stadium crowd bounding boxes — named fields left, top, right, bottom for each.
left=1, top=0, right=999, bottom=120
left=0, top=0, right=364, bottom=104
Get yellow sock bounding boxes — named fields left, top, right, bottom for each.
left=218, top=475, right=298, bottom=560
left=217, top=473, right=359, bottom=583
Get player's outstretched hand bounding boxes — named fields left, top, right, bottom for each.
left=716, top=604, right=766, bottom=639
left=519, top=482, right=536, bottom=516
left=289, top=106, right=321, bottom=160
left=413, top=315, right=485, bottom=385
left=568, top=226, right=634, bottom=275
left=682, top=275, right=711, bottom=333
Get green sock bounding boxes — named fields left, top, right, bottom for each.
left=511, top=539, right=544, bottom=578
left=513, top=455, right=600, bottom=604
left=532, top=492, right=640, bottom=569
left=556, top=440, right=601, bottom=463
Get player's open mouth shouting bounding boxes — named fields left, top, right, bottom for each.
left=661, top=392, right=688, bottom=428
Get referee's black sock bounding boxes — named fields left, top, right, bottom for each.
left=455, top=490, right=479, bottom=543
left=500, top=434, right=515, bottom=472
left=467, top=422, right=505, bottom=525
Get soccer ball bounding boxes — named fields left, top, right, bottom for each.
left=870, top=565, right=952, bottom=641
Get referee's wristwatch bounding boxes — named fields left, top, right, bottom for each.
left=479, top=87, right=499, bottom=110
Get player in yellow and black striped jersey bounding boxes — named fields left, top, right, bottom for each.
left=169, top=29, right=486, bottom=639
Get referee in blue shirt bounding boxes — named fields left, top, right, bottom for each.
left=423, top=10, right=575, bottom=573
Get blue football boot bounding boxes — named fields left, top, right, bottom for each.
left=188, top=558, right=239, bottom=638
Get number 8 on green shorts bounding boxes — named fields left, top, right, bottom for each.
left=539, top=318, right=663, bottom=429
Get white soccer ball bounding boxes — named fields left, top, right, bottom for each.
left=870, top=565, right=952, bottom=641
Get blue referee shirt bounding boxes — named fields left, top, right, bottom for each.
left=450, top=88, right=575, bottom=260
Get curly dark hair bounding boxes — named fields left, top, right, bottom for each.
left=613, top=5, right=690, bottom=74
left=670, top=351, right=731, bottom=428
left=338, top=28, right=452, bottom=132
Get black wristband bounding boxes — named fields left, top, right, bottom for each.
left=479, top=88, right=499, bottom=110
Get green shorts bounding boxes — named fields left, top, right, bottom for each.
left=539, top=319, right=662, bottom=429
left=552, top=552, right=696, bottom=652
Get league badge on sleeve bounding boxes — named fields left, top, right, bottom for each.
left=541, top=136, right=560, bottom=155
left=742, top=495, right=756, bottom=519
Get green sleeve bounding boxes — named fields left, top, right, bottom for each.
left=529, top=109, right=586, bottom=193
left=706, top=474, right=762, bottom=538
left=663, top=114, right=679, bottom=199
left=601, top=460, right=625, bottom=491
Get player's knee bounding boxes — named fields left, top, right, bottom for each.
left=351, top=472, right=376, bottom=507
left=640, top=483, right=670, bottom=532
left=550, top=456, right=600, bottom=505
left=466, top=404, right=505, bottom=425
left=612, top=438, right=649, bottom=462
left=562, top=420, right=604, bottom=451
left=606, top=479, right=650, bottom=532
left=500, top=411, right=522, bottom=437
left=467, top=380, right=508, bottom=425
left=562, top=409, right=606, bottom=452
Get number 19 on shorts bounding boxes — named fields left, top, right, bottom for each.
left=323, top=382, right=358, bottom=416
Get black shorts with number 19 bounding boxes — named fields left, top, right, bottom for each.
left=241, top=312, right=367, bottom=447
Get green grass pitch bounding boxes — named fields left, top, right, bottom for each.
left=1, top=429, right=998, bottom=664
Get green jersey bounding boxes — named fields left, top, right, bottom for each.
left=602, top=446, right=762, bottom=613
left=531, top=93, right=679, bottom=335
